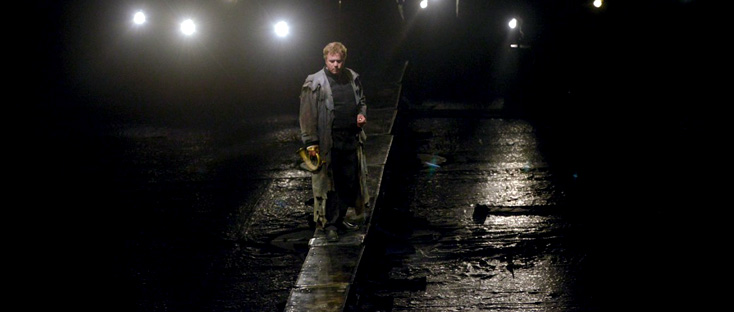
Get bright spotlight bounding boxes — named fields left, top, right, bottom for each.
left=593, top=0, right=603, bottom=8
left=180, top=19, right=196, bottom=36
left=508, top=18, right=517, bottom=29
left=420, top=0, right=428, bottom=9
left=133, top=11, right=146, bottom=25
left=274, top=21, right=289, bottom=37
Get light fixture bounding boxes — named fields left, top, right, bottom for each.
left=180, top=19, right=196, bottom=36
left=133, top=11, right=146, bottom=25
left=274, top=21, right=289, bottom=37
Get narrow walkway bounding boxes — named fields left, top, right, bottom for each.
left=283, top=61, right=408, bottom=312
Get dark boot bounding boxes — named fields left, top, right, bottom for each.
left=326, top=227, right=339, bottom=242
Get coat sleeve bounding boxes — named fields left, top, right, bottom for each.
left=299, top=77, right=320, bottom=146
left=355, top=75, right=367, bottom=118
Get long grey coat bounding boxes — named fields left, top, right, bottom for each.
left=299, top=68, right=370, bottom=228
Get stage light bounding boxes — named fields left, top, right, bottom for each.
left=274, top=21, right=289, bottom=37
left=133, top=11, right=146, bottom=25
left=180, top=19, right=196, bottom=36
left=508, top=18, right=518, bottom=29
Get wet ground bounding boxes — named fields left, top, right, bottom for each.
left=38, top=77, right=401, bottom=311
left=350, top=105, right=593, bottom=311
left=33, top=87, right=716, bottom=311
left=345, top=96, right=715, bottom=311
left=55, top=114, right=312, bottom=311
left=353, top=93, right=720, bottom=311
left=32, top=74, right=713, bottom=311
left=30, top=55, right=718, bottom=310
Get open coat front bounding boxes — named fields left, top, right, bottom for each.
left=299, top=68, right=370, bottom=228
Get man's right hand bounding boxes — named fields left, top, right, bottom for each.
left=307, top=145, right=319, bottom=157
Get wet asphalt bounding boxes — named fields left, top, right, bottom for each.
left=349, top=101, right=698, bottom=311
left=33, top=82, right=715, bottom=311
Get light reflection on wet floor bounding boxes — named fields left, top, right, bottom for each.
left=108, top=112, right=597, bottom=311
left=351, top=115, right=593, bottom=311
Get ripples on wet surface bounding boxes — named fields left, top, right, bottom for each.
left=352, top=116, right=594, bottom=311
left=94, top=109, right=680, bottom=311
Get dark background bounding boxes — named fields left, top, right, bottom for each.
left=34, top=0, right=711, bottom=127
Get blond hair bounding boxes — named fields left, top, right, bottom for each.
left=322, top=42, right=347, bottom=60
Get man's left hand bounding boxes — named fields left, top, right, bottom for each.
left=357, top=114, right=366, bottom=128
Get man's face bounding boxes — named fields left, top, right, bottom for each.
left=325, top=52, right=344, bottom=76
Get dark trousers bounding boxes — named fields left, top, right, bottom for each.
left=325, top=147, right=358, bottom=230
